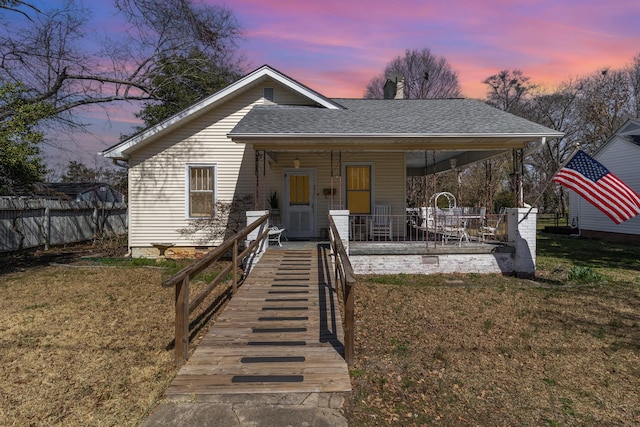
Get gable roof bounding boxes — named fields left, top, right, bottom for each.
left=619, top=118, right=640, bottom=147
left=101, top=64, right=563, bottom=162
left=624, top=134, right=640, bottom=146
left=594, top=118, right=640, bottom=158
left=101, top=65, right=341, bottom=159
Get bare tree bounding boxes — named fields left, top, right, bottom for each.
left=628, top=54, right=640, bottom=117
left=483, top=69, right=536, bottom=114
left=364, top=48, right=461, bottom=99
left=365, top=48, right=461, bottom=208
left=524, top=81, right=583, bottom=215
left=0, top=0, right=40, bottom=20
left=576, top=67, right=636, bottom=149
left=178, top=195, right=253, bottom=244
left=0, top=0, right=244, bottom=131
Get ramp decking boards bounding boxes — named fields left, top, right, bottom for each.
left=164, top=247, right=351, bottom=396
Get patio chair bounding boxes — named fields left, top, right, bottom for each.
left=369, top=204, right=393, bottom=240
left=481, top=208, right=506, bottom=242
left=440, top=207, right=469, bottom=246
left=267, top=226, right=286, bottom=247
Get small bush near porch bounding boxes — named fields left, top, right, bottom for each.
left=344, top=233, right=640, bottom=426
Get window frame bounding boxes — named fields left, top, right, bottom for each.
left=343, top=163, right=374, bottom=215
left=185, top=163, right=217, bottom=219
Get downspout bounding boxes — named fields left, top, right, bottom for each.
left=570, top=198, right=581, bottom=238
left=254, top=150, right=260, bottom=210
left=111, top=158, right=131, bottom=257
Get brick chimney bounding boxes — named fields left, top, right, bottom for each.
left=394, top=77, right=404, bottom=99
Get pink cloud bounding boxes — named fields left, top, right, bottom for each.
left=38, top=0, right=640, bottom=165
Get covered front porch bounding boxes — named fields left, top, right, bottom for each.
left=232, top=112, right=557, bottom=244
left=246, top=147, right=514, bottom=245
left=232, top=97, right=562, bottom=277
left=241, top=145, right=539, bottom=278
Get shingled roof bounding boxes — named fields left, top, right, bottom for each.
left=229, top=98, right=562, bottom=138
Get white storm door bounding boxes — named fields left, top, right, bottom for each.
left=284, top=169, right=315, bottom=239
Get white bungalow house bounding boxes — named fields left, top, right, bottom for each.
left=569, top=119, right=640, bottom=243
left=102, top=65, right=562, bottom=275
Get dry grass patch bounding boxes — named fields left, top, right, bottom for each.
left=0, top=254, right=231, bottom=426
left=344, top=234, right=640, bottom=426
left=346, top=279, right=640, bottom=425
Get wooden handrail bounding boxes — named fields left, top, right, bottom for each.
left=163, top=213, right=270, bottom=365
left=328, top=214, right=356, bottom=367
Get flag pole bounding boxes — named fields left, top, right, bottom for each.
left=519, top=143, right=581, bottom=224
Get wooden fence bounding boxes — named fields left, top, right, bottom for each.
left=0, top=197, right=127, bottom=253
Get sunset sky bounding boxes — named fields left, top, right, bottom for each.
left=16, top=0, right=640, bottom=168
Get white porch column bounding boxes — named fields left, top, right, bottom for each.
left=246, top=210, right=269, bottom=253
left=507, top=207, right=537, bottom=279
left=329, top=210, right=350, bottom=255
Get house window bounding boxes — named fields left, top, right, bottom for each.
left=188, top=165, right=216, bottom=217
left=263, top=87, right=274, bottom=102
left=345, top=165, right=371, bottom=214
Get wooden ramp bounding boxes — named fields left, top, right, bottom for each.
left=165, top=246, right=352, bottom=396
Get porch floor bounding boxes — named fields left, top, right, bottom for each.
left=269, top=239, right=513, bottom=255
left=349, top=240, right=513, bottom=255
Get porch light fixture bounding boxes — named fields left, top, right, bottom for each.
left=294, top=158, right=300, bottom=169
left=449, top=158, right=457, bottom=169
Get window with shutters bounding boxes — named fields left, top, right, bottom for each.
left=187, top=165, right=216, bottom=218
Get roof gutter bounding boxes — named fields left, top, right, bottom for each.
left=229, top=132, right=562, bottom=140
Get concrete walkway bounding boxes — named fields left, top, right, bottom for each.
left=141, top=392, right=348, bottom=426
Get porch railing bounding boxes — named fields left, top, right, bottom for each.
left=161, top=213, right=270, bottom=365
left=349, top=210, right=507, bottom=244
left=328, top=214, right=356, bottom=367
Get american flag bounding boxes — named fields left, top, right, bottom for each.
left=552, top=150, right=640, bottom=224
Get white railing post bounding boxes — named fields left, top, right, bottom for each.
left=507, top=207, right=537, bottom=279
left=329, top=210, right=350, bottom=255
left=246, top=210, right=269, bottom=253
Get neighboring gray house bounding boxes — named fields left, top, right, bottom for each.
left=102, top=65, right=562, bottom=263
left=8, top=182, right=125, bottom=203
left=33, top=182, right=125, bottom=203
left=569, top=119, right=640, bottom=243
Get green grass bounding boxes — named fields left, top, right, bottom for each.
left=88, top=257, right=230, bottom=284
left=567, top=265, right=605, bottom=283
left=537, top=232, right=640, bottom=273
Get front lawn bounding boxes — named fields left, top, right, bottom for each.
left=344, top=234, right=640, bottom=425
left=1, top=234, right=638, bottom=426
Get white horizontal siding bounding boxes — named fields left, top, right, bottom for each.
left=263, top=78, right=316, bottom=105
left=570, top=137, right=640, bottom=235
left=128, top=85, right=276, bottom=248
left=262, top=151, right=405, bottom=237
